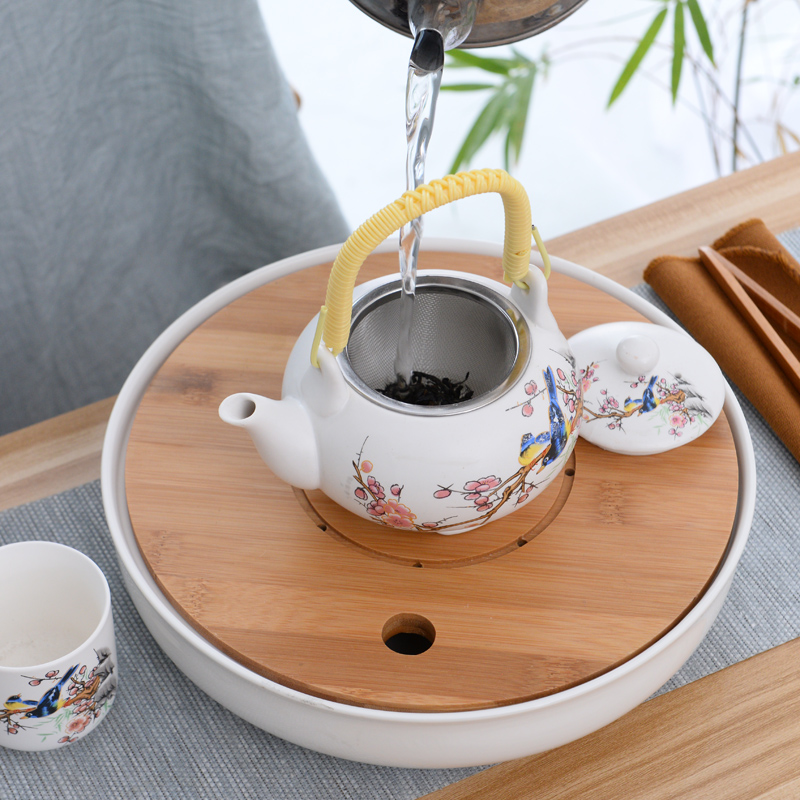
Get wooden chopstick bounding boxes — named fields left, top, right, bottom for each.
left=700, top=247, right=800, bottom=346
left=699, top=245, right=800, bottom=394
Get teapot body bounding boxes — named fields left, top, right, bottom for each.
left=282, top=269, right=581, bottom=534
left=218, top=170, right=582, bottom=535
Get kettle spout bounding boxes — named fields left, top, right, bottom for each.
left=219, top=393, right=320, bottom=490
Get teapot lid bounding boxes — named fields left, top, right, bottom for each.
left=568, top=322, right=725, bottom=455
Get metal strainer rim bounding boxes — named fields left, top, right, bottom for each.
left=338, top=275, right=531, bottom=417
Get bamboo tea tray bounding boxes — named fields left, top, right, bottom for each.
left=124, top=249, right=739, bottom=715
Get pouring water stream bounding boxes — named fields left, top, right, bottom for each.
left=394, top=31, right=444, bottom=381
left=393, top=0, right=479, bottom=384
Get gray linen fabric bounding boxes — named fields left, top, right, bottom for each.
left=0, top=0, right=349, bottom=435
left=0, top=236, right=798, bottom=797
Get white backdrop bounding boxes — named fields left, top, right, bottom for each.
left=260, top=1, right=798, bottom=244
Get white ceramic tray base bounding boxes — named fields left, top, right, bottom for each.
left=101, top=239, right=755, bottom=768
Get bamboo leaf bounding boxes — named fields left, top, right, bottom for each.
left=448, top=89, right=511, bottom=173
left=440, top=83, right=497, bottom=92
left=445, top=49, right=543, bottom=173
left=607, top=7, right=668, bottom=107
left=672, top=1, right=686, bottom=104
left=445, top=49, right=513, bottom=75
left=687, top=0, right=715, bottom=65
left=505, top=68, right=536, bottom=170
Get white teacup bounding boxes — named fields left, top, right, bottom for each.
left=0, top=541, right=117, bottom=751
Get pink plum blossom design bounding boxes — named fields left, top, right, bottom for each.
left=363, top=491, right=417, bottom=528
left=582, top=366, right=712, bottom=440
left=434, top=463, right=538, bottom=523
left=366, top=476, right=385, bottom=500
left=382, top=499, right=417, bottom=528
left=66, top=715, right=92, bottom=735
left=354, top=361, right=582, bottom=534
left=3, top=651, right=116, bottom=744
left=352, top=445, right=435, bottom=531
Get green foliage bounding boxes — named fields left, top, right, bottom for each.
left=687, top=0, right=715, bottom=64
left=442, top=1, right=798, bottom=176
left=607, top=6, right=668, bottom=107
left=608, top=0, right=714, bottom=107
left=671, top=1, right=685, bottom=104
left=443, top=0, right=720, bottom=171
left=441, top=48, right=546, bottom=172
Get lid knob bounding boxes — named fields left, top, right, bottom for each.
left=616, top=334, right=659, bottom=375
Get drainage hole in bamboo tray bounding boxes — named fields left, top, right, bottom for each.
left=382, top=613, right=436, bottom=655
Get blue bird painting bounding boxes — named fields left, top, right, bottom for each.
left=519, top=366, right=573, bottom=471
left=623, top=375, right=659, bottom=415
left=4, top=665, right=78, bottom=719
left=640, top=374, right=659, bottom=413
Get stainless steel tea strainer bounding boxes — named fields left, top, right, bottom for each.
left=341, top=274, right=531, bottom=415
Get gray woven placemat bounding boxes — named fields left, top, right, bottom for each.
left=2, top=234, right=800, bottom=799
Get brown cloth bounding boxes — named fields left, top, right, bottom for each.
left=644, top=218, right=800, bottom=463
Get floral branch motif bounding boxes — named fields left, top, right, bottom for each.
left=351, top=362, right=580, bottom=533
left=508, top=366, right=582, bottom=420
left=432, top=462, right=544, bottom=531
left=506, top=379, right=545, bottom=416
left=433, top=363, right=580, bottom=531
left=3, top=649, right=116, bottom=744
left=351, top=444, right=541, bottom=533
left=581, top=365, right=711, bottom=439
left=351, top=439, right=451, bottom=531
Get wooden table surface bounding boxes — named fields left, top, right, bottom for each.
left=2, top=151, right=800, bottom=796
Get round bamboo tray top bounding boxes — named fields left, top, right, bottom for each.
left=124, top=251, right=739, bottom=713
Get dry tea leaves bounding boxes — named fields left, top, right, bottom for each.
left=380, top=371, right=474, bottom=406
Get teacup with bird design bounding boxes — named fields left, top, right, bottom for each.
left=0, top=541, right=117, bottom=751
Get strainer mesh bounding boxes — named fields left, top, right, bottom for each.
left=345, top=287, right=518, bottom=401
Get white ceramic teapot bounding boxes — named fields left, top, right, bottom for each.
left=219, top=169, right=581, bottom=534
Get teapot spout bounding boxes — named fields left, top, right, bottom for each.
left=219, top=393, right=320, bottom=490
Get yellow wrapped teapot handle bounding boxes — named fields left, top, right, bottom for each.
left=311, top=168, right=551, bottom=367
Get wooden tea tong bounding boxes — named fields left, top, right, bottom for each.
left=698, top=246, right=800, bottom=394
